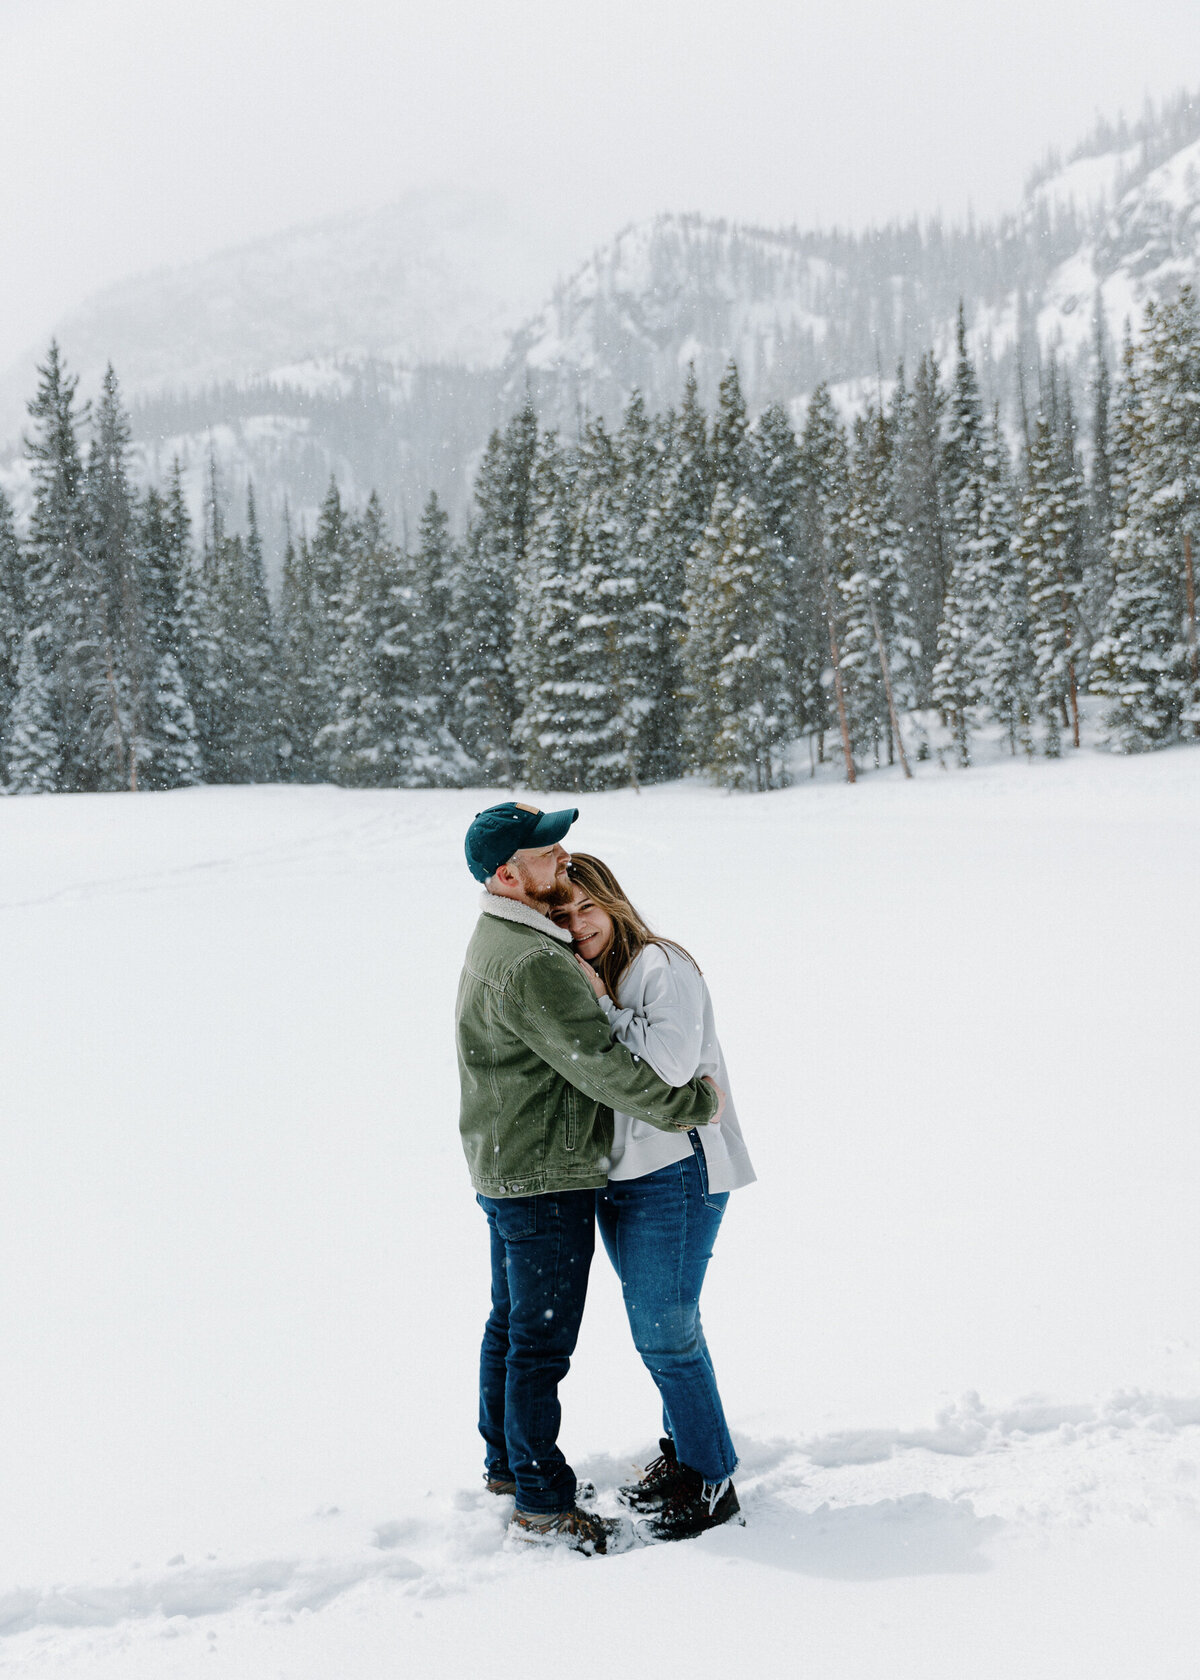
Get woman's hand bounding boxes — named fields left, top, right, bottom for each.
left=701, top=1074, right=725, bottom=1125
left=575, top=952, right=608, bottom=999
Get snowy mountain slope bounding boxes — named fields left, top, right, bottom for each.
left=4, top=102, right=1200, bottom=551
left=0, top=186, right=574, bottom=437
left=963, top=132, right=1200, bottom=375
left=1, top=746, right=1199, bottom=1675
left=513, top=125, right=1200, bottom=431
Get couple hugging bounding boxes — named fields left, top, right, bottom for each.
left=456, top=801, right=755, bottom=1555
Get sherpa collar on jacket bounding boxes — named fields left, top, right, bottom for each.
left=479, top=890, right=573, bottom=943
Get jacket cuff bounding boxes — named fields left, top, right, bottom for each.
left=599, top=996, right=635, bottom=1031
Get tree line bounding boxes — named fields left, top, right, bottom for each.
left=2, top=292, right=1199, bottom=797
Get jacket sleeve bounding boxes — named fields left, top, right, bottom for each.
left=502, top=946, right=718, bottom=1133
left=598, top=949, right=705, bottom=1087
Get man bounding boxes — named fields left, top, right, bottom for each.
left=456, top=801, right=723, bottom=1555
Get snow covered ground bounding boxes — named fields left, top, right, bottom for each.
left=2, top=747, right=1199, bottom=1677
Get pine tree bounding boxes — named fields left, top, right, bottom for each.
left=844, top=404, right=919, bottom=767
left=321, top=495, right=464, bottom=788
left=648, top=370, right=711, bottom=778
left=306, top=476, right=349, bottom=772
left=1086, top=301, right=1116, bottom=628
left=974, top=417, right=1031, bottom=752
left=513, top=433, right=590, bottom=790
left=710, top=361, right=754, bottom=501
left=136, top=467, right=204, bottom=787
left=891, top=354, right=948, bottom=703
left=23, top=341, right=100, bottom=789
left=1014, top=396, right=1085, bottom=755
left=171, top=461, right=220, bottom=778
left=0, top=488, right=24, bottom=752
left=941, top=306, right=984, bottom=527
left=683, top=487, right=793, bottom=790
left=753, top=402, right=817, bottom=739
left=519, top=419, right=632, bottom=790
left=87, top=365, right=150, bottom=789
left=931, top=327, right=989, bottom=764
left=148, top=651, right=203, bottom=787
left=1091, top=291, right=1200, bottom=747
left=3, top=632, right=61, bottom=793
left=797, top=385, right=853, bottom=765
left=454, top=403, right=538, bottom=781
left=211, top=484, right=283, bottom=782
left=415, top=491, right=461, bottom=743
left=277, top=509, right=324, bottom=781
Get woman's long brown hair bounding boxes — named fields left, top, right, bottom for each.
left=565, top=853, right=700, bottom=998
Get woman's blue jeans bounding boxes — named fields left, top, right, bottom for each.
left=596, top=1134, right=737, bottom=1482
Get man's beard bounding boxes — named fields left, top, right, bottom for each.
left=514, top=865, right=572, bottom=911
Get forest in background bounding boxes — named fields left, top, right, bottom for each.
left=1, top=279, right=1198, bottom=797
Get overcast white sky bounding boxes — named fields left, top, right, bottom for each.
left=2, top=0, right=1199, bottom=373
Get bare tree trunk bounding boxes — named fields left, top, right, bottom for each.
left=868, top=595, right=912, bottom=779
left=1067, top=660, right=1080, bottom=749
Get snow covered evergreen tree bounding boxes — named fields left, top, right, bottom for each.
left=415, top=492, right=460, bottom=744
left=137, top=467, right=204, bottom=786
left=87, top=365, right=150, bottom=789
left=1091, top=291, right=1200, bottom=747
left=683, top=487, right=793, bottom=790
left=844, top=404, right=919, bottom=766
left=516, top=419, right=635, bottom=790
left=23, top=341, right=99, bottom=790
left=1086, top=303, right=1116, bottom=627
left=277, top=510, right=324, bottom=781
left=710, top=361, right=755, bottom=502
left=891, top=354, right=948, bottom=704
left=753, top=402, right=815, bottom=738
left=511, top=432, right=587, bottom=789
left=797, top=384, right=853, bottom=764
left=3, top=632, right=61, bottom=793
left=649, top=369, right=712, bottom=778
left=306, top=477, right=350, bottom=773
left=1014, top=393, right=1085, bottom=756
left=973, top=417, right=1031, bottom=752
left=214, top=485, right=283, bottom=782
left=932, top=327, right=989, bottom=764
left=454, top=403, right=537, bottom=781
left=148, top=651, right=203, bottom=787
left=169, top=462, right=221, bottom=779
left=614, top=390, right=674, bottom=783
left=321, top=495, right=464, bottom=787
left=0, top=488, right=24, bottom=754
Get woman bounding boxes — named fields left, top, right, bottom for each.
left=552, top=854, right=755, bottom=1541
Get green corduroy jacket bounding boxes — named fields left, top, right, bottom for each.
left=456, top=897, right=719, bottom=1197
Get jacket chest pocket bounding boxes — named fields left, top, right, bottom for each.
left=563, top=1088, right=579, bottom=1152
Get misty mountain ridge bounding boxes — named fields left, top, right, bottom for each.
left=2, top=92, right=1198, bottom=564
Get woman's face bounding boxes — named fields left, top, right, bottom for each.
left=553, top=884, right=615, bottom=962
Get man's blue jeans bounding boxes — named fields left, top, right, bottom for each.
left=476, top=1188, right=595, bottom=1514
left=596, top=1134, right=737, bottom=1483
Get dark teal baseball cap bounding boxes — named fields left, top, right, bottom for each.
left=465, top=802, right=579, bottom=882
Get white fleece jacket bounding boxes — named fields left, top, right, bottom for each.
left=599, top=943, right=756, bottom=1193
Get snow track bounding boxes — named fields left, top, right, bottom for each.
left=3, top=1390, right=1197, bottom=1648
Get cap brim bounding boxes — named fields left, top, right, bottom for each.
left=528, top=807, right=579, bottom=848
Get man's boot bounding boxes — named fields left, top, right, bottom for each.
left=508, top=1505, right=633, bottom=1555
